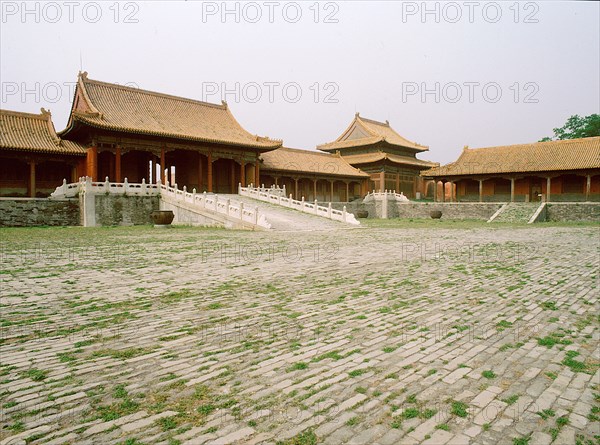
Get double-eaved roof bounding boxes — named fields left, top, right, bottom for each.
left=422, top=137, right=600, bottom=178
left=0, top=109, right=85, bottom=155
left=260, top=147, right=369, bottom=178
left=340, top=151, right=437, bottom=168
left=318, top=113, right=428, bottom=152
left=60, top=72, right=282, bottom=150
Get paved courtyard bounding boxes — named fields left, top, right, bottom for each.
left=0, top=221, right=598, bottom=445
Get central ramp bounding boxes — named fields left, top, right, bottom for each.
left=220, top=195, right=352, bottom=231
left=488, top=202, right=543, bottom=223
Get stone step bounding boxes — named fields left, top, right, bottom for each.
left=492, top=203, right=541, bottom=223
left=219, top=195, right=351, bottom=231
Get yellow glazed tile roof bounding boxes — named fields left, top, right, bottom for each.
left=318, top=114, right=428, bottom=152
left=0, top=108, right=85, bottom=155
left=422, top=137, right=600, bottom=177
left=260, top=147, right=369, bottom=177
left=342, top=151, right=437, bottom=168
left=63, top=72, right=282, bottom=150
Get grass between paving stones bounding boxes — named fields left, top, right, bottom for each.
left=286, top=362, right=309, bottom=372
left=562, top=350, right=599, bottom=374
left=389, top=394, right=440, bottom=429
left=276, top=429, right=317, bottom=445
left=20, top=368, right=48, bottom=381
left=537, top=331, right=573, bottom=348
left=91, top=347, right=155, bottom=360
left=450, top=400, right=469, bottom=418
left=512, top=434, right=531, bottom=445
left=501, top=394, right=520, bottom=405
left=549, top=415, right=570, bottom=440
left=81, top=381, right=231, bottom=434
left=2, top=224, right=599, bottom=443
left=481, top=370, right=496, bottom=379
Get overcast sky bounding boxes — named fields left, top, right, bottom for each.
left=1, top=1, right=599, bottom=164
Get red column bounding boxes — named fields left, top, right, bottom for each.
left=29, top=161, right=36, bottom=197
left=240, top=161, right=246, bottom=187
left=198, top=153, right=203, bottom=191
left=87, top=146, right=98, bottom=181
left=230, top=161, right=236, bottom=192
left=255, top=161, right=260, bottom=187
left=115, top=146, right=122, bottom=182
left=207, top=152, right=213, bottom=192
left=160, top=148, right=166, bottom=183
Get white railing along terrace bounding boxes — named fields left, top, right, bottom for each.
left=253, top=184, right=286, bottom=197
left=161, top=182, right=271, bottom=229
left=51, top=177, right=160, bottom=198
left=239, top=183, right=360, bottom=226
left=50, top=177, right=271, bottom=229
left=364, top=190, right=410, bottom=202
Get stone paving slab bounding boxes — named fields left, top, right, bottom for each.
left=0, top=223, right=598, bottom=444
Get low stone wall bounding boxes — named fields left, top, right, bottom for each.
left=0, top=198, right=80, bottom=227
left=94, top=195, right=159, bottom=226
left=331, top=201, right=501, bottom=220
left=545, top=203, right=600, bottom=222
left=395, top=202, right=504, bottom=220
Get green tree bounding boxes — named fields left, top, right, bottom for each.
left=539, top=114, right=600, bottom=142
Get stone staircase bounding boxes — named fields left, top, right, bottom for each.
left=51, top=178, right=353, bottom=230
left=489, top=203, right=542, bottom=223
left=221, top=195, right=351, bottom=231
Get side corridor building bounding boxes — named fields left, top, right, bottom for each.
left=422, top=138, right=600, bottom=202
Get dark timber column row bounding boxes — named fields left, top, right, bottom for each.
left=198, top=154, right=203, bottom=191
left=115, top=146, right=122, bottom=182
left=231, top=161, right=236, bottom=192
left=29, top=161, right=36, bottom=197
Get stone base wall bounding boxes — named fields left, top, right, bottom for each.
left=160, top=198, right=240, bottom=228
left=94, top=195, right=159, bottom=226
left=396, top=203, right=504, bottom=220
left=545, top=203, right=600, bottom=222
left=332, top=201, right=502, bottom=220
left=2, top=197, right=597, bottom=227
left=330, top=202, right=377, bottom=219
left=0, top=198, right=80, bottom=227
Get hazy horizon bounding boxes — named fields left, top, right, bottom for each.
left=1, top=1, right=599, bottom=164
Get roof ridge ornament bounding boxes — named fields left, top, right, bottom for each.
left=221, top=100, right=228, bottom=108
left=40, top=107, right=51, bottom=117
left=79, top=71, right=88, bottom=80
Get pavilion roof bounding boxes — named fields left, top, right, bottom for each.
left=0, top=108, right=85, bottom=155
left=60, top=72, right=283, bottom=150
left=260, top=147, right=369, bottom=178
left=318, top=114, right=428, bottom=152
left=422, top=137, right=600, bottom=178
left=341, top=151, right=437, bottom=169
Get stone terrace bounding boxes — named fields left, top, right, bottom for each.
left=0, top=222, right=598, bottom=445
